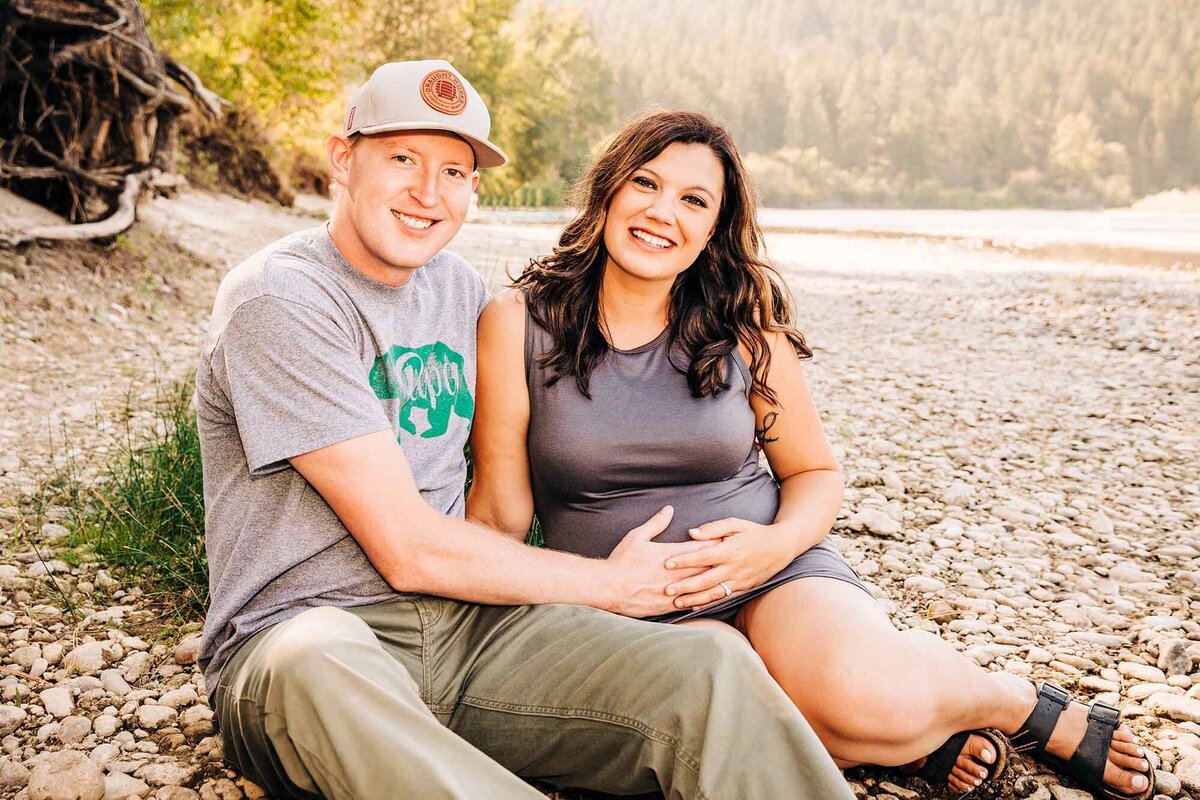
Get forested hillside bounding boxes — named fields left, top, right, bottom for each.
left=139, top=0, right=1200, bottom=208
left=578, top=0, right=1200, bottom=208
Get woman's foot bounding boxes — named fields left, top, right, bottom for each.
left=1004, top=678, right=1153, bottom=797
left=902, top=732, right=1002, bottom=793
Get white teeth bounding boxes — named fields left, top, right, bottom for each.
left=632, top=229, right=672, bottom=248
left=396, top=212, right=434, bottom=230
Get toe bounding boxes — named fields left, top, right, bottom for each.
left=1103, top=754, right=1150, bottom=796
left=954, top=732, right=997, bottom=781
left=1109, top=747, right=1150, bottom=772
left=950, top=765, right=982, bottom=793
left=1111, top=725, right=1136, bottom=743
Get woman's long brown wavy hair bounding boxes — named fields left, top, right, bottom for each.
left=512, top=109, right=810, bottom=403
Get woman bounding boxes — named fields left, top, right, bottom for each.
left=467, top=110, right=1154, bottom=799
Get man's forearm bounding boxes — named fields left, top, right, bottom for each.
left=394, top=509, right=620, bottom=610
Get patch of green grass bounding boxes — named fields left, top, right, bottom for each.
left=73, top=376, right=207, bottom=618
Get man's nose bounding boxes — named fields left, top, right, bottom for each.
left=410, top=170, right=439, bottom=208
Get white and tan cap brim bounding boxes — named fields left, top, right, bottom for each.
left=341, top=60, right=508, bottom=169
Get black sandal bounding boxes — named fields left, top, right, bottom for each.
left=912, top=727, right=1010, bottom=787
left=1012, top=682, right=1155, bottom=800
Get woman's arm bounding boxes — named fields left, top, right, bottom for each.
left=465, top=290, right=536, bottom=540
left=748, top=331, right=846, bottom=554
left=662, top=331, right=845, bottom=609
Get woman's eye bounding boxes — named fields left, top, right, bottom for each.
left=683, top=195, right=707, bottom=208
left=632, top=176, right=655, bottom=189
left=394, top=154, right=413, bottom=164
left=446, top=168, right=464, bottom=178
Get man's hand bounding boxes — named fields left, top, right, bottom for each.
left=602, top=506, right=714, bottom=618
left=660, top=518, right=796, bottom=609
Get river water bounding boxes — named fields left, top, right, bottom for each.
left=479, top=207, right=1200, bottom=256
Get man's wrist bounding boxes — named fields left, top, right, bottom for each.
left=580, top=557, right=622, bottom=613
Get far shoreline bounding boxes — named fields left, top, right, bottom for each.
left=472, top=205, right=1200, bottom=270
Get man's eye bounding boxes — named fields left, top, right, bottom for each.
left=683, top=195, right=707, bottom=208
left=632, top=176, right=655, bottom=189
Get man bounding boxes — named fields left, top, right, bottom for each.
left=197, top=59, right=852, bottom=799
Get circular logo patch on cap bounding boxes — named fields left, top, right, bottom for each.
left=420, top=70, right=468, bottom=115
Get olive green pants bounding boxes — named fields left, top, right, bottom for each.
left=214, top=598, right=852, bottom=800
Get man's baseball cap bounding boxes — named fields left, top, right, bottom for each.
left=341, top=60, right=508, bottom=169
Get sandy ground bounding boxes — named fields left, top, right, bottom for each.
left=0, top=188, right=1198, bottom=800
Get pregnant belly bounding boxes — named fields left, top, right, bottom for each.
left=538, top=470, right=780, bottom=559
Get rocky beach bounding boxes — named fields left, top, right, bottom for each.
left=0, top=190, right=1197, bottom=800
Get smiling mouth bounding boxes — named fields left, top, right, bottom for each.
left=630, top=227, right=675, bottom=249
left=393, top=210, right=438, bottom=230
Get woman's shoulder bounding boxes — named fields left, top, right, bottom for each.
left=479, top=288, right=528, bottom=342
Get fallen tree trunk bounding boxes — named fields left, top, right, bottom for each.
left=0, top=0, right=226, bottom=238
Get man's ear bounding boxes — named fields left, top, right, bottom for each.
left=329, top=135, right=354, bottom=188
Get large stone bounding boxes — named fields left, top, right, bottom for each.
left=196, top=777, right=241, bottom=800
left=0, top=704, right=27, bottom=735
left=40, top=686, right=74, bottom=718
left=93, top=715, right=120, bottom=738
left=1144, top=693, right=1200, bottom=724
left=88, top=744, right=121, bottom=769
left=1154, top=768, right=1182, bottom=796
left=134, top=705, right=178, bottom=730
left=100, top=669, right=132, bottom=697
left=173, top=636, right=201, bottom=666
left=1048, top=785, right=1092, bottom=800
left=156, top=686, right=197, bottom=710
left=904, top=575, right=946, bottom=593
left=1160, top=639, right=1193, bottom=676
left=133, top=763, right=198, bottom=788
left=104, top=772, right=151, bottom=800
left=27, top=751, right=105, bottom=800
left=0, top=757, right=32, bottom=791
left=64, top=641, right=109, bottom=675
left=121, top=652, right=152, bottom=684
left=56, top=714, right=92, bottom=744
left=11, top=644, right=42, bottom=669
left=1177, top=758, right=1200, bottom=793
left=993, top=505, right=1041, bottom=527
left=1119, top=661, right=1167, bottom=683
left=847, top=508, right=901, bottom=537
left=1127, top=682, right=1180, bottom=701
left=155, top=789, right=201, bottom=800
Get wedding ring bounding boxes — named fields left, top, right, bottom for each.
left=719, top=581, right=732, bottom=598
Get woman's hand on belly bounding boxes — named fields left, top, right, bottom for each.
left=603, top=505, right=717, bottom=618
left=660, top=518, right=797, bottom=609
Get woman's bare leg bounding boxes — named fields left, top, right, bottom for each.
left=675, top=617, right=751, bottom=646
left=736, top=577, right=1152, bottom=795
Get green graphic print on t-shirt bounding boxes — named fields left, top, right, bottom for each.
left=369, top=342, right=473, bottom=439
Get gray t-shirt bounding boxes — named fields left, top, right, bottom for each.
left=195, top=225, right=487, bottom=692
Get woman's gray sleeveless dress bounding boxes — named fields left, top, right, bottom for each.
left=524, top=307, right=868, bottom=623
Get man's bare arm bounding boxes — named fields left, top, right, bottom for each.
left=291, top=430, right=705, bottom=617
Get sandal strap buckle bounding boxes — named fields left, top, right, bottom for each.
left=1041, top=681, right=1070, bottom=709
left=1087, top=701, right=1120, bottom=726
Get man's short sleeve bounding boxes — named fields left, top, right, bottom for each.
left=211, top=295, right=390, bottom=476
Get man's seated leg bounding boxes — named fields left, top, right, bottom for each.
left=214, top=605, right=545, bottom=800
left=360, top=599, right=853, bottom=800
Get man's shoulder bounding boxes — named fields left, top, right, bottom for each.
left=210, top=227, right=342, bottom=327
